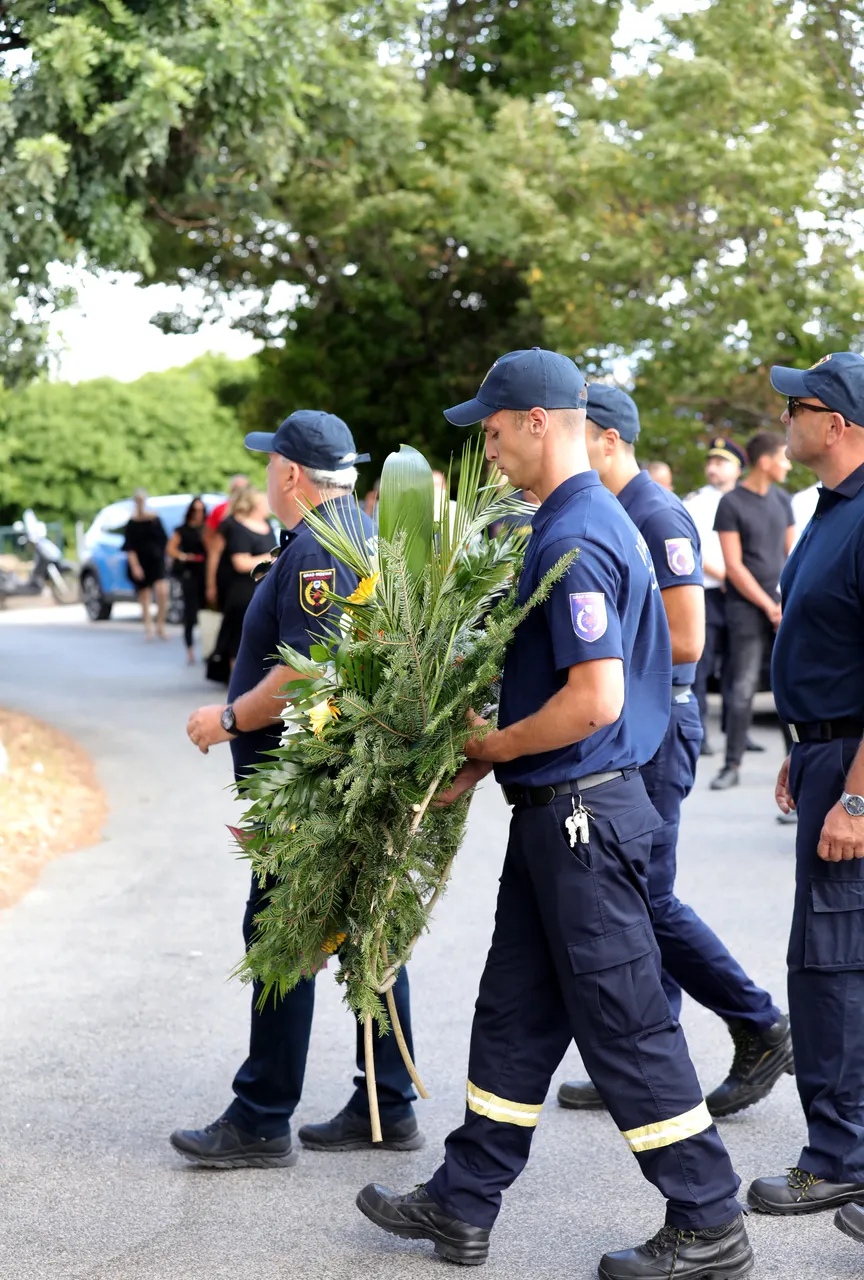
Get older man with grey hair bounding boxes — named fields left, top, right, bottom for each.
left=175, top=410, right=422, bottom=1168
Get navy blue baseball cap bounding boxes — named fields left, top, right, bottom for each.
left=586, top=384, right=640, bottom=443
left=245, top=409, right=370, bottom=469
left=443, top=347, right=587, bottom=426
left=770, top=352, right=864, bottom=424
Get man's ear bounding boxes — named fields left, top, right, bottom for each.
left=527, top=406, right=550, bottom=436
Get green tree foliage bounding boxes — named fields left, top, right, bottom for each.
left=0, top=354, right=259, bottom=526
left=2, top=1, right=863, bottom=486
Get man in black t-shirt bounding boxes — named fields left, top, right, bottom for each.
left=711, top=431, right=795, bottom=789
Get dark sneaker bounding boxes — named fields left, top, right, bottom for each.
left=299, top=1107, right=424, bottom=1152
left=598, top=1214, right=753, bottom=1279
left=557, top=1079, right=604, bottom=1110
left=169, top=1116, right=297, bottom=1169
left=706, top=1015, right=794, bottom=1117
left=776, top=810, right=798, bottom=826
left=748, top=1168, right=864, bottom=1215
left=835, top=1201, right=864, bottom=1243
left=745, top=737, right=766, bottom=753
left=710, top=767, right=740, bottom=791
left=356, top=1182, right=490, bottom=1265
left=699, top=738, right=716, bottom=758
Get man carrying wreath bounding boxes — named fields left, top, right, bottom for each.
left=356, top=350, right=751, bottom=1280
left=176, top=411, right=423, bottom=1168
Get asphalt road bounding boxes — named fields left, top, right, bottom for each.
left=0, top=605, right=860, bottom=1280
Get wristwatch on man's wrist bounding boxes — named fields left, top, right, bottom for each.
left=841, top=790, right=864, bottom=817
left=220, top=705, right=239, bottom=736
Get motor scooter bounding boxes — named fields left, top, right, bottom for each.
left=0, top=509, right=77, bottom=607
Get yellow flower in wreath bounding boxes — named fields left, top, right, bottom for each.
left=347, top=573, right=380, bottom=606
left=308, top=698, right=341, bottom=736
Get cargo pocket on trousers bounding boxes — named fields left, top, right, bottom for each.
left=607, top=803, right=664, bottom=920
left=805, top=879, right=864, bottom=971
left=568, top=922, right=671, bottom=1041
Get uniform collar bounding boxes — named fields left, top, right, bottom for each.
left=531, top=471, right=602, bottom=534
left=617, top=469, right=653, bottom=508
left=830, top=460, right=864, bottom=500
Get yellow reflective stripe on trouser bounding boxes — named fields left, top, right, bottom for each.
left=466, top=1081, right=543, bottom=1128
left=621, top=1101, right=713, bottom=1153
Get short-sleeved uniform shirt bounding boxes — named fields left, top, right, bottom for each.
left=772, top=462, right=864, bottom=724
left=714, top=484, right=794, bottom=604
left=617, top=470, right=703, bottom=687
left=228, top=496, right=373, bottom=779
left=496, top=472, right=672, bottom=787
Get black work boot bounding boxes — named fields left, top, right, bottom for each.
left=835, top=1201, right=864, bottom=1243
left=169, top=1115, right=297, bottom=1168
left=710, top=766, right=740, bottom=791
left=748, top=1168, right=864, bottom=1215
left=356, top=1182, right=490, bottom=1265
left=598, top=1214, right=753, bottom=1279
left=706, top=1014, right=794, bottom=1117
left=299, top=1107, right=424, bottom=1152
left=557, top=1079, right=605, bottom=1110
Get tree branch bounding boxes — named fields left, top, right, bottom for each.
left=147, top=195, right=219, bottom=231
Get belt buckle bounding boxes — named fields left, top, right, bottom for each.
left=536, top=784, right=556, bottom=806
left=789, top=724, right=800, bottom=744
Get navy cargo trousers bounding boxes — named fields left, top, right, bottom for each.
left=224, top=875, right=417, bottom=1138
left=788, top=739, right=864, bottom=1182
left=426, top=772, right=741, bottom=1231
left=645, top=693, right=780, bottom=1030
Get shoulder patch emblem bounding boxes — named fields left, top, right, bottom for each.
left=665, top=537, right=695, bottom=577
left=300, top=568, right=335, bottom=616
left=569, top=592, right=608, bottom=643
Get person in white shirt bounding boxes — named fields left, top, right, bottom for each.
left=791, top=482, right=820, bottom=547
left=684, top=437, right=747, bottom=755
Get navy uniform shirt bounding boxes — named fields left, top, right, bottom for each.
left=617, top=470, right=704, bottom=687
left=496, top=472, right=672, bottom=787
left=772, top=462, right=864, bottom=724
left=228, top=496, right=372, bottom=778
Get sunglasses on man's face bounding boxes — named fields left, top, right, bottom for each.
left=787, top=396, right=841, bottom=419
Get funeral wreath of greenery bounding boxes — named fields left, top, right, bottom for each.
left=233, top=437, right=575, bottom=1137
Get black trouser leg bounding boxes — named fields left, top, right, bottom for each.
left=182, top=575, right=199, bottom=648
left=724, top=601, right=769, bottom=768
left=695, top=589, right=727, bottom=735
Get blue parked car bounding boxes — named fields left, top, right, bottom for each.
left=77, top=493, right=225, bottom=622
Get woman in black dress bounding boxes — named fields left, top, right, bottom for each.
left=167, top=496, right=207, bottom=664
left=218, top=487, right=275, bottom=667
left=123, top=490, right=169, bottom=640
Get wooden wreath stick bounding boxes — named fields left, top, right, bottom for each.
left=385, top=986, right=429, bottom=1099
left=365, top=765, right=456, bottom=1122
left=381, top=941, right=429, bottom=1099
left=364, top=1012, right=383, bottom=1143
left=369, top=767, right=449, bottom=987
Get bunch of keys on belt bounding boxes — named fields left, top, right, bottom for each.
left=565, top=795, right=593, bottom=846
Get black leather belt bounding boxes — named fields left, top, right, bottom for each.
left=502, top=769, right=633, bottom=809
left=789, top=719, right=864, bottom=743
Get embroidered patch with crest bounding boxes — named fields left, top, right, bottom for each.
left=299, top=568, right=335, bottom=616
left=569, top=592, right=608, bottom=643
left=665, top=537, right=696, bottom=577
left=809, top=354, right=833, bottom=369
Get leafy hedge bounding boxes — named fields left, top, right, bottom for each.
left=0, top=355, right=263, bottom=529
